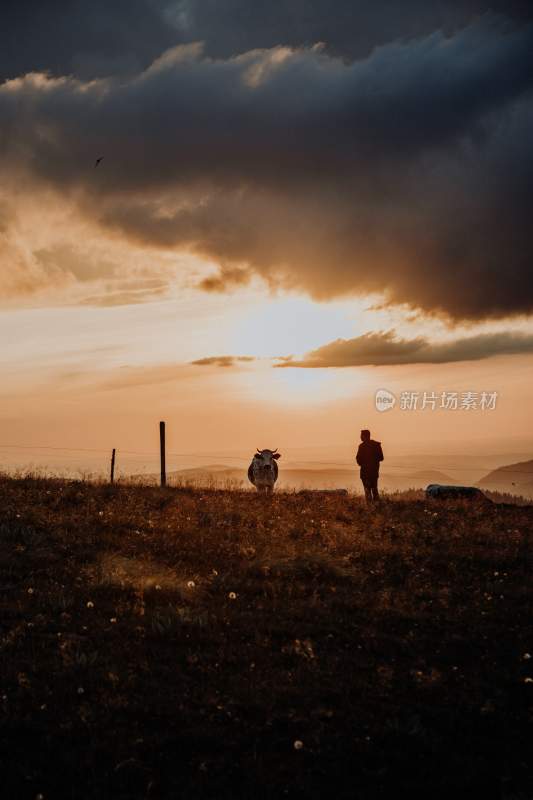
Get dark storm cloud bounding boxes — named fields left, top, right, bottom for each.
left=174, top=0, right=533, bottom=60
left=276, top=330, right=533, bottom=367
left=3, top=0, right=531, bottom=81
left=0, top=0, right=177, bottom=81
left=1, top=15, right=533, bottom=318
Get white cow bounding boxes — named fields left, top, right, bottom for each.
left=248, top=448, right=281, bottom=494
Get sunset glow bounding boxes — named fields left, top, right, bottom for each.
left=1, top=4, right=532, bottom=481
left=1, top=6, right=533, bottom=797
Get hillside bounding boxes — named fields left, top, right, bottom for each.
left=478, top=458, right=533, bottom=498
left=0, top=475, right=531, bottom=799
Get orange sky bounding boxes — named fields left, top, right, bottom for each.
left=2, top=276, right=533, bottom=478
left=1, top=29, right=533, bottom=478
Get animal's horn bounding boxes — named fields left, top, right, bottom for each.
left=256, top=447, right=262, bottom=453
left=272, top=448, right=278, bottom=453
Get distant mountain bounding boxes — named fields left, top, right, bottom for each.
left=130, top=465, right=458, bottom=492
left=478, top=459, right=533, bottom=498
left=407, top=470, right=455, bottom=484
left=280, top=469, right=356, bottom=490
left=130, top=466, right=245, bottom=486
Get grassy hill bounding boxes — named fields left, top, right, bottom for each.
left=0, top=475, right=531, bottom=799
left=479, top=458, right=533, bottom=498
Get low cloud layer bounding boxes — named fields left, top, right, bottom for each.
left=277, top=330, right=533, bottom=367
left=191, top=355, right=256, bottom=368
left=1, top=12, right=532, bottom=318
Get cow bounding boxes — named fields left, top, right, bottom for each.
left=425, top=484, right=491, bottom=503
left=248, top=448, right=281, bottom=494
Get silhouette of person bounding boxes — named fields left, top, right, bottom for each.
left=356, top=429, right=384, bottom=503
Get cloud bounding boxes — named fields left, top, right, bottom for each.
left=96, top=363, right=199, bottom=391
left=191, top=355, right=256, bottom=367
left=0, top=189, right=188, bottom=307
left=78, top=285, right=169, bottom=307
left=174, top=0, right=533, bottom=61
left=0, top=223, right=67, bottom=301
left=276, top=330, right=533, bottom=367
left=0, top=0, right=177, bottom=81
left=2, top=1, right=531, bottom=82
left=1, top=16, right=533, bottom=318
left=198, top=266, right=251, bottom=293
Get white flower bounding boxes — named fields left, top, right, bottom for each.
left=187, top=581, right=196, bottom=589
left=110, top=618, right=117, bottom=624
left=77, top=687, right=84, bottom=695
left=228, top=592, right=237, bottom=600
left=86, top=601, right=94, bottom=608
left=293, top=740, right=304, bottom=750
left=523, top=653, right=531, bottom=660
left=27, top=588, right=34, bottom=595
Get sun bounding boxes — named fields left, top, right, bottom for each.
left=230, top=294, right=365, bottom=359
left=226, top=357, right=371, bottom=407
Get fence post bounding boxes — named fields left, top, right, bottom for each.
left=110, top=448, right=116, bottom=484
left=159, top=421, right=166, bottom=487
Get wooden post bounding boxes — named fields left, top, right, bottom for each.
left=159, top=421, right=166, bottom=487
left=110, top=448, right=116, bottom=484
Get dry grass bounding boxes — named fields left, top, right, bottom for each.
left=0, top=474, right=531, bottom=799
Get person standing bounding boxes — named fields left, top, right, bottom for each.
left=356, top=429, right=384, bottom=503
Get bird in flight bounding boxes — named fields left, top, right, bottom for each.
left=94, top=157, right=104, bottom=168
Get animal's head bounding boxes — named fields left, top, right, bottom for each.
left=253, top=448, right=281, bottom=471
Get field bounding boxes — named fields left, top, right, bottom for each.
left=0, top=475, right=531, bottom=799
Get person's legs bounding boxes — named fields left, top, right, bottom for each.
left=362, top=474, right=379, bottom=502
left=361, top=476, right=372, bottom=503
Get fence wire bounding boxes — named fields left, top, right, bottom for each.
left=1, top=442, right=533, bottom=477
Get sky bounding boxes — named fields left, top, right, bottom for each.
left=1, top=1, right=533, bottom=477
